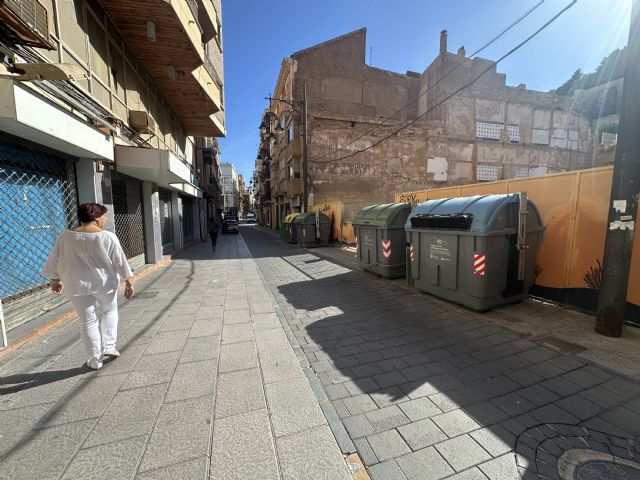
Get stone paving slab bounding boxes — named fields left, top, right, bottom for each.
left=0, top=233, right=353, bottom=480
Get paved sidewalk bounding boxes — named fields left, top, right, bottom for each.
left=242, top=225, right=640, bottom=480
left=0, top=234, right=354, bottom=480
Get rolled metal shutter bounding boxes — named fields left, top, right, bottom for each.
left=0, top=139, right=77, bottom=330
left=158, top=188, right=173, bottom=253
left=111, top=173, right=146, bottom=271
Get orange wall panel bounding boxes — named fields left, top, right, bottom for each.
left=507, top=175, right=578, bottom=289
left=460, top=183, right=508, bottom=197
left=568, top=170, right=611, bottom=289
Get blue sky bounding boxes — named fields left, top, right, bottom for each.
left=218, top=0, right=632, bottom=183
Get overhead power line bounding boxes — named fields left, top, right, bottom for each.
left=312, top=0, right=544, bottom=163
left=314, top=0, right=577, bottom=165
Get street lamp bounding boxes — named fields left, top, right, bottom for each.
left=264, top=82, right=309, bottom=212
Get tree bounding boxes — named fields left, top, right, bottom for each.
left=551, top=68, right=583, bottom=96
left=550, top=47, right=628, bottom=95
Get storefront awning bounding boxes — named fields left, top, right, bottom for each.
left=0, top=79, right=113, bottom=160
left=115, top=145, right=202, bottom=198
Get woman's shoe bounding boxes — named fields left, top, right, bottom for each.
left=103, top=350, right=120, bottom=359
left=86, top=359, right=102, bottom=370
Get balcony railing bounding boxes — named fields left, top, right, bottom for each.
left=203, top=55, right=224, bottom=95
left=288, top=178, right=303, bottom=196
left=186, top=0, right=200, bottom=28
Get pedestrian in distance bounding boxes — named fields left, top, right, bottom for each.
left=43, top=202, right=134, bottom=370
left=207, top=216, right=220, bottom=251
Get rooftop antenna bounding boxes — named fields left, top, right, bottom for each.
left=369, top=46, right=373, bottom=66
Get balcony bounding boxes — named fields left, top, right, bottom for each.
left=287, top=136, right=303, bottom=157
left=287, top=178, right=303, bottom=196
left=278, top=178, right=288, bottom=196
left=115, top=145, right=202, bottom=198
left=196, top=0, right=220, bottom=44
left=99, top=0, right=224, bottom=137
left=277, top=178, right=302, bottom=198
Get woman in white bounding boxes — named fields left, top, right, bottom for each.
left=43, top=202, right=134, bottom=370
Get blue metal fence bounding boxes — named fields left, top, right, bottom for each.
left=0, top=140, right=77, bottom=301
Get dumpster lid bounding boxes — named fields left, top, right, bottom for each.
left=297, top=211, right=330, bottom=224
left=284, top=213, right=301, bottom=223
left=406, top=194, right=542, bottom=233
left=353, top=203, right=412, bottom=228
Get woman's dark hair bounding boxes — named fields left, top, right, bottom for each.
left=78, top=203, right=108, bottom=224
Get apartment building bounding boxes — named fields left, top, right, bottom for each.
left=220, top=162, right=239, bottom=217
left=254, top=29, right=609, bottom=229
left=0, top=0, right=225, bottom=335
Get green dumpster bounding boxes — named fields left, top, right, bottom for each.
left=284, top=213, right=301, bottom=244
left=296, top=212, right=331, bottom=248
left=352, top=203, right=411, bottom=278
left=279, top=222, right=287, bottom=242
left=405, top=193, right=544, bottom=311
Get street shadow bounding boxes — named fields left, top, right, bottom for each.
left=0, top=365, right=88, bottom=395
left=240, top=225, right=640, bottom=477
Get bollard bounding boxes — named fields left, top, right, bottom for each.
left=0, top=300, right=7, bottom=349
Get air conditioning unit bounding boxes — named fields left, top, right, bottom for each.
left=0, top=0, right=54, bottom=49
left=129, top=110, right=156, bottom=134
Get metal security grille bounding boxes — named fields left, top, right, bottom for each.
left=182, top=197, right=194, bottom=242
left=0, top=140, right=77, bottom=327
left=111, top=173, right=145, bottom=270
left=158, top=188, right=173, bottom=252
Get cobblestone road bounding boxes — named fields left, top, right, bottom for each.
left=241, top=225, right=640, bottom=480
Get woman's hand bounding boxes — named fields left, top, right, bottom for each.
left=51, top=280, right=64, bottom=295
left=124, top=280, right=134, bottom=299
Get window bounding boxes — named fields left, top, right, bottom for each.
left=476, top=121, right=520, bottom=143
left=476, top=164, right=502, bottom=182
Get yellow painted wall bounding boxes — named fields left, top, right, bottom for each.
left=310, top=202, right=342, bottom=241
left=395, top=166, right=639, bottom=307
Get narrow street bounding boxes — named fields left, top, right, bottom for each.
left=1, top=227, right=640, bottom=479
left=241, top=225, right=640, bottom=480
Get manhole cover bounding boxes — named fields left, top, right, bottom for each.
left=575, top=461, right=640, bottom=479
left=534, top=335, right=586, bottom=354
left=131, top=291, right=159, bottom=299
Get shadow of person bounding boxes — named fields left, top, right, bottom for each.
left=0, top=364, right=92, bottom=396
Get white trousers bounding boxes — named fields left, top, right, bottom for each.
left=69, top=290, right=119, bottom=367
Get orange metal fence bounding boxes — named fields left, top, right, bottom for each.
left=394, top=166, right=639, bottom=307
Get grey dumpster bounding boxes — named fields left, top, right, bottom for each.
left=405, top=193, right=544, bottom=311
left=284, top=213, right=301, bottom=244
left=353, top=203, right=411, bottom=278
left=296, top=212, right=331, bottom=248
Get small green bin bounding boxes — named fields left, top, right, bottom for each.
left=284, top=213, right=301, bottom=244
left=295, top=212, right=331, bottom=248
left=352, top=203, right=411, bottom=278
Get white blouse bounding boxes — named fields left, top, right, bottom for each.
left=42, top=230, right=133, bottom=297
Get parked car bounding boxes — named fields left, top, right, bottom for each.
left=246, top=213, right=256, bottom=223
left=223, top=218, right=239, bottom=234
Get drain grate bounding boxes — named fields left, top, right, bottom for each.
left=131, top=291, right=160, bottom=300
left=534, top=335, right=586, bottom=355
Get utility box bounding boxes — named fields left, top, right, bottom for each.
left=296, top=212, right=331, bottom=248
left=352, top=203, right=411, bottom=278
left=284, top=213, right=301, bottom=244
left=405, top=193, right=544, bottom=311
